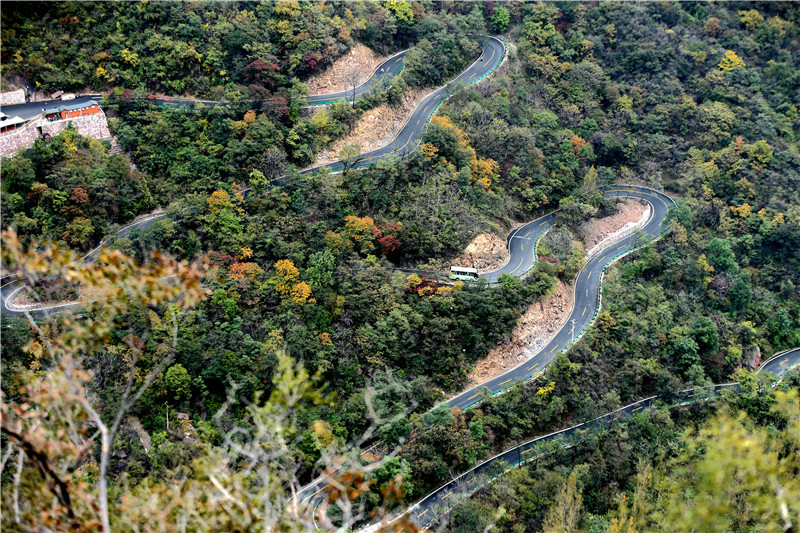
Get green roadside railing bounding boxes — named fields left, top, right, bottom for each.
left=413, top=381, right=740, bottom=531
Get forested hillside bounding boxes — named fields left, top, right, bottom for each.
left=1, top=2, right=799, bottom=532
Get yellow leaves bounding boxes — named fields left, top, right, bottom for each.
left=343, top=215, right=375, bottom=240
left=433, top=286, right=454, bottom=299
left=697, top=253, right=715, bottom=287
left=207, top=189, right=231, bottom=215
left=95, top=66, right=115, bottom=82
left=718, top=50, right=745, bottom=72
left=730, top=203, right=752, bottom=218
left=670, top=220, right=689, bottom=248
left=431, top=116, right=471, bottom=149
left=275, top=0, right=301, bottom=17
left=276, top=19, right=293, bottom=37
left=273, top=259, right=299, bottom=295
left=472, top=158, right=498, bottom=190
left=604, top=23, right=617, bottom=45
left=421, top=142, right=438, bottom=159
left=537, top=381, right=556, bottom=397
left=405, top=273, right=422, bottom=290
left=243, top=110, right=257, bottom=124
left=756, top=208, right=785, bottom=225
left=238, top=246, right=253, bottom=260
left=120, top=48, right=140, bottom=67
left=475, top=177, right=492, bottom=191
left=272, top=260, right=311, bottom=304
left=290, top=282, right=311, bottom=303
left=738, top=9, right=764, bottom=31
left=319, top=332, right=332, bottom=346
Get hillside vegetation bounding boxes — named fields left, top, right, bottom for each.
left=1, top=2, right=799, bottom=532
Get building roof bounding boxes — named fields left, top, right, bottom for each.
left=45, top=100, right=99, bottom=115
left=0, top=115, right=27, bottom=128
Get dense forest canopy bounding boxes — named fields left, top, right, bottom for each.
left=1, top=2, right=799, bottom=532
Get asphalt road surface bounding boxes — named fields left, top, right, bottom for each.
left=303, top=49, right=408, bottom=105
left=379, top=348, right=800, bottom=531
left=450, top=185, right=674, bottom=411
left=0, top=48, right=407, bottom=120
left=1, top=216, right=162, bottom=317
left=296, top=36, right=506, bottom=176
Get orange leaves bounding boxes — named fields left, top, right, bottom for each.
left=570, top=135, right=587, bottom=155
left=431, top=116, right=470, bottom=148
left=228, top=261, right=264, bottom=281
left=319, top=332, right=332, bottom=346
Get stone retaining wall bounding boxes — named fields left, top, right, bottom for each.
left=0, top=120, right=41, bottom=158
left=0, top=89, right=26, bottom=105
left=40, top=110, right=112, bottom=140
left=0, top=110, right=112, bottom=159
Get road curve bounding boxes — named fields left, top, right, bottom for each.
left=450, top=185, right=673, bottom=410
left=292, top=36, right=506, bottom=177
left=304, top=49, right=408, bottom=106
left=369, top=346, right=800, bottom=532
left=1, top=216, right=163, bottom=317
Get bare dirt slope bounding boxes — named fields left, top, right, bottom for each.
left=451, top=233, right=509, bottom=272
left=466, top=280, right=574, bottom=388
left=309, top=89, right=430, bottom=167
left=305, top=44, right=389, bottom=95
left=462, top=200, right=650, bottom=389
left=580, top=200, right=647, bottom=256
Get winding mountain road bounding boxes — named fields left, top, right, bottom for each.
left=3, top=36, right=798, bottom=532
left=452, top=185, right=673, bottom=410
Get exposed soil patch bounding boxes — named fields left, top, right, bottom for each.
left=465, top=280, right=574, bottom=388
left=462, top=201, right=651, bottom=390
left=305, top=44, right=390, bottom=95
left=451, top=233, right=509, bottom=272
left=309, top=89, right=430, bottom=167
left=581, top=200, right=647, bottom=257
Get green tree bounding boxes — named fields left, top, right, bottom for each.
left=491, top=7, right=511, bottom=33
left=706, top=237, right=738, bottom=273
left=165, top=364, right=192, bottom=403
